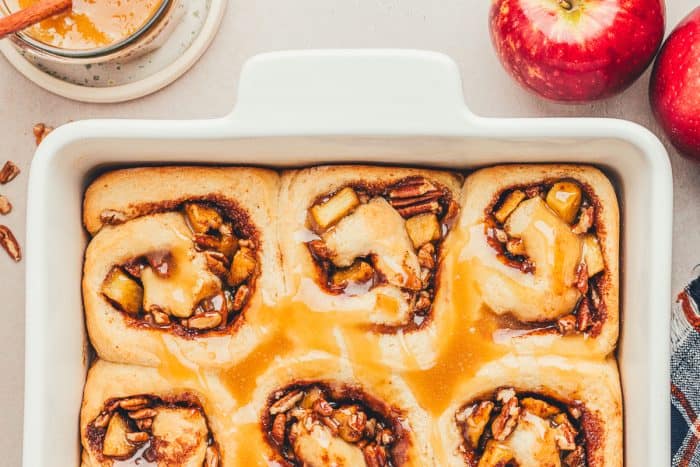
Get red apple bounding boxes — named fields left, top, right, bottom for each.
left=490, top=0, right=665, bottom=102
left=650, top=7, right=700, bottom=161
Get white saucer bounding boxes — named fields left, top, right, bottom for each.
left=0, top=0, right=227, bottom=103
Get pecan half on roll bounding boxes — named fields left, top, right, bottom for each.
left=305, top=176, right=459, bottom=330
left=263, top=383, right=407, bottom=467
left=86, top=394, right=220, bottom=466
left=485, top=180, right=607, bottom=336
left=455, top=388, right=587, bottom=467
left=100, top=201, right=258, bottom=336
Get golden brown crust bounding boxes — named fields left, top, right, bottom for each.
left=437, top=356, right=623, bottom=467
left=84, top=166, right=280, bottom=235
left=457, top=164, right=619, bottom=356
left=78, top=164, right=623, bottom=466
left=82, top=166, right=283, bottom=368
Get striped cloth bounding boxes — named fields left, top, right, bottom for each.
left=672, top=275, right=700, bottom=467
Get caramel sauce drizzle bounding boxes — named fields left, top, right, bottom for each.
left=101, top=202, right=257, bottom=338
left=304, top=179, right=457, bottom=333
left=147, top=225, right=515, bottom=465
left=148, top=213, right=607, bottom=466
left=483, top=181, right=607, bottom=337
left=91, top=178, right=613, bottom=466
left=87, top=393, right=220, bottom=466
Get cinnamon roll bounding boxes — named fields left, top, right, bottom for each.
left=278, top=166, right=462, bottom=369
left=75, top=163, right=625, bottom=466
left=438, top=356, right=622, bottom=467
left=229, top=352, right=434, bottom=466
left=82, top=167, right=283, bottom=368
left=456, top=165, right=619, bottom=355
left=80, top=359, right=236, bottom=466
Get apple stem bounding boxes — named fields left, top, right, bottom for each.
left=559, top=0, right=573, bottom=10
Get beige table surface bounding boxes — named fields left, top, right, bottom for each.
left=1, top=0, right=698, bottom=464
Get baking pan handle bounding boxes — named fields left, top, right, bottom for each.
left=225, top=50, right=481, bottom=134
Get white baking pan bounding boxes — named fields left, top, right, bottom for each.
left=24, top=50, right=672, bottom=466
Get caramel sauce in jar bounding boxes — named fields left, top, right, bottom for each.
left=18, top=0, right=164, bottom=50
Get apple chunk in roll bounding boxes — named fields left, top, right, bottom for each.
left=82, top=167, right=283, bottom=368
left=438, top=356, right=622, bottom=467
left=228, top=352, right=435, bottom=466
left=80, top=360, right=236, bottom=466
left=457, top=165, right=619, bottom=356
left=278, top=166, right=462, bottom=369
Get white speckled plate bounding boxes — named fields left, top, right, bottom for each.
left=0, top=0, right=226, bottom=103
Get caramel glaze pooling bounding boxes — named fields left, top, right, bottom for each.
left=149, top=220, right=608, bottom=465
left=484, top=180, right=609, bottom=337
left=89, top=171, right=616, bottom=466
left=86, top=393, right=220, bottom=466
left=99, top=198, right=259, bottom=338
left=305, top=176, right=460, bottom=332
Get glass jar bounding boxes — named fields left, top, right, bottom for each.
left=0, top=0, right=183, bottom=64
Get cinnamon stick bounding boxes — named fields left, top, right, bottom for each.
left=0, top=0, right=72, bottom=40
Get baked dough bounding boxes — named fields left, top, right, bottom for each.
left=80, top=359, right=237, bottom=467
left=82, top=167, right=283, bottom=368
left=77, top=164, right=625, bottom=465
left=228, top=351, right=435, bottom=466
left=456, top=164, right=619, bottom=356
left=437, top=355, right=623, bottom=467
left=278, top=165, right=463, bottom=370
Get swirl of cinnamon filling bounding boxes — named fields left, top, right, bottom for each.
left=455, top=388, right=587, bottom=467
left=86, top=394, right=220, bottom=466
left=305, top=176, right=459, bottom=330
left=99, top=201, right=258, bottom=336
left=263, top=383, right=410, bottom=467
left=484, top=180, right=607, bottom=336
